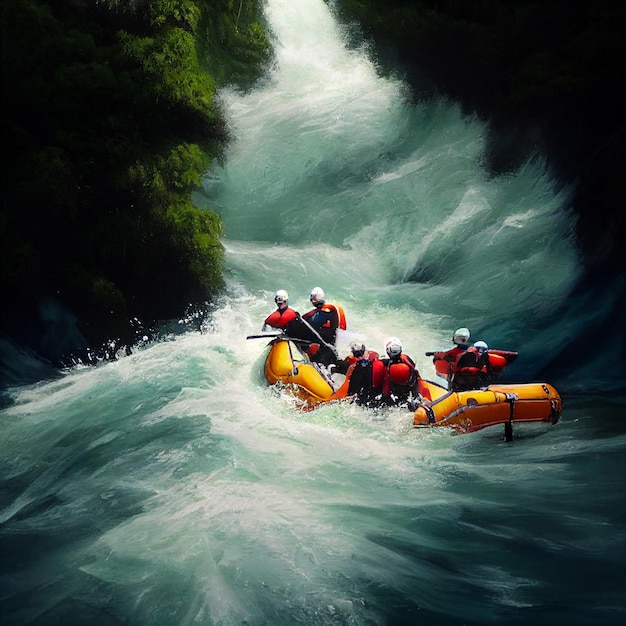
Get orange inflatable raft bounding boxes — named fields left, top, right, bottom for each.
left=413, top=378, right=562, bottom=437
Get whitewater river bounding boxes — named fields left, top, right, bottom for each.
left=2, top=1, right=624, bottom=624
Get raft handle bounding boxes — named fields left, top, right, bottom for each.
left=425, top=406, right=436, bottom=424
left=550, top=399, right=561, bottom=422
left=505, top=393, right=517, bottom=442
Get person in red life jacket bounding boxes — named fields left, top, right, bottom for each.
left=431, top=327, right=471, bottom=381
left=302, top=287, right=341, bottom=344
left=334, top=342, right=380, bottom=375
left=301, top=287, right=347, bottom=367
left=370, top=337, right=421, bottom=409
left=347, top=342, right=379, bottom=364
left=262, top=290, right=300, bottom=332
left=262, top=289, right=333, bottom=362
left=342, top=343, right=383, bottom=405
left=449, top=340, right=492, bottom=391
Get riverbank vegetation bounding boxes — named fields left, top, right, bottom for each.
left=1, top=0, right=271, bottom=364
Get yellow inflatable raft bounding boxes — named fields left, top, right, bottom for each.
left=256, top=335, right=563, bottom=439
left=414, top=378, right=562, bottom=437
left=263, top=337, right=349, bottom=410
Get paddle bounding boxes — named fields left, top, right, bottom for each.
left=246, top=317, right=338, bottom=357
left=298, top=316, right=339, bottom=357
left=245, top=333, right=314, bottom=346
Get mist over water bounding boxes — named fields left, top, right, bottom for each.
left=2, top=1, right=625, bottom=625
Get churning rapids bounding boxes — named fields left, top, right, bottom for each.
left=1, top=1, right=625, bottom=625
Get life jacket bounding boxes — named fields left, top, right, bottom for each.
left=345, top=349, right=379, bottom=366
left=302, top=304, right=340, bottom=345
left=433, top=346, right=467, bottom=363
left=381, top=354, right=419, bottom=396
left=432, top=345, right=467, bottom=379
left=457, top=350, right=516, bottom=384
left=449, top=347, right=491, bottom=391
left=345, top=356, right=383, bottom=398
left=347, top=358, right=376, bottom=397
left=487, top=350, right=518, bottom=376
left=449, top=347, right=517, bottom=377
left=371, top=358, right=386, bottom=391
left=264, top=306, right=299, bottom=329
left=335, top=304, right=347, bottom=330
left=453, top=347, right=485, bottom=375
left=303, top=303, right=346, bottom=332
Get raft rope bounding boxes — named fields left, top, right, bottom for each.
left=285, top=338, right=298, bottom=376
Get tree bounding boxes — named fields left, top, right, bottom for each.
left=1, top=0, right=271, bottom=364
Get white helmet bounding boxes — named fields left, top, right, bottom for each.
left=350, top=342, right=366, bottom=357
left=310, top=287, right=325, bottom=305
left=453, top=327, right=470, bottom=346
left=274, top=289, right=289, bottom=304
left=473, top=340, right=488, bottom=353
left=384, top=336, right=402, bottom=358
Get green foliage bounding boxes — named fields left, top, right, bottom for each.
left=161, top=143, right=210, bottom=191
left=1, top=0, right=270, bottom=357
left=165, top=198, right=225, bottom=290
left=148, top=0, right=202, bottom=31
left=120, top=28, right=216, bottom=113
left=202, top=0, right=273, bottom=87
left=127, top=143, right=210, bottom=212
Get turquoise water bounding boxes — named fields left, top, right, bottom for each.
left=2, top=1, right=624, bottom=624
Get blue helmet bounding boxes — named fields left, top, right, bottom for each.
left=474, top=340, right=488, bottom=354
